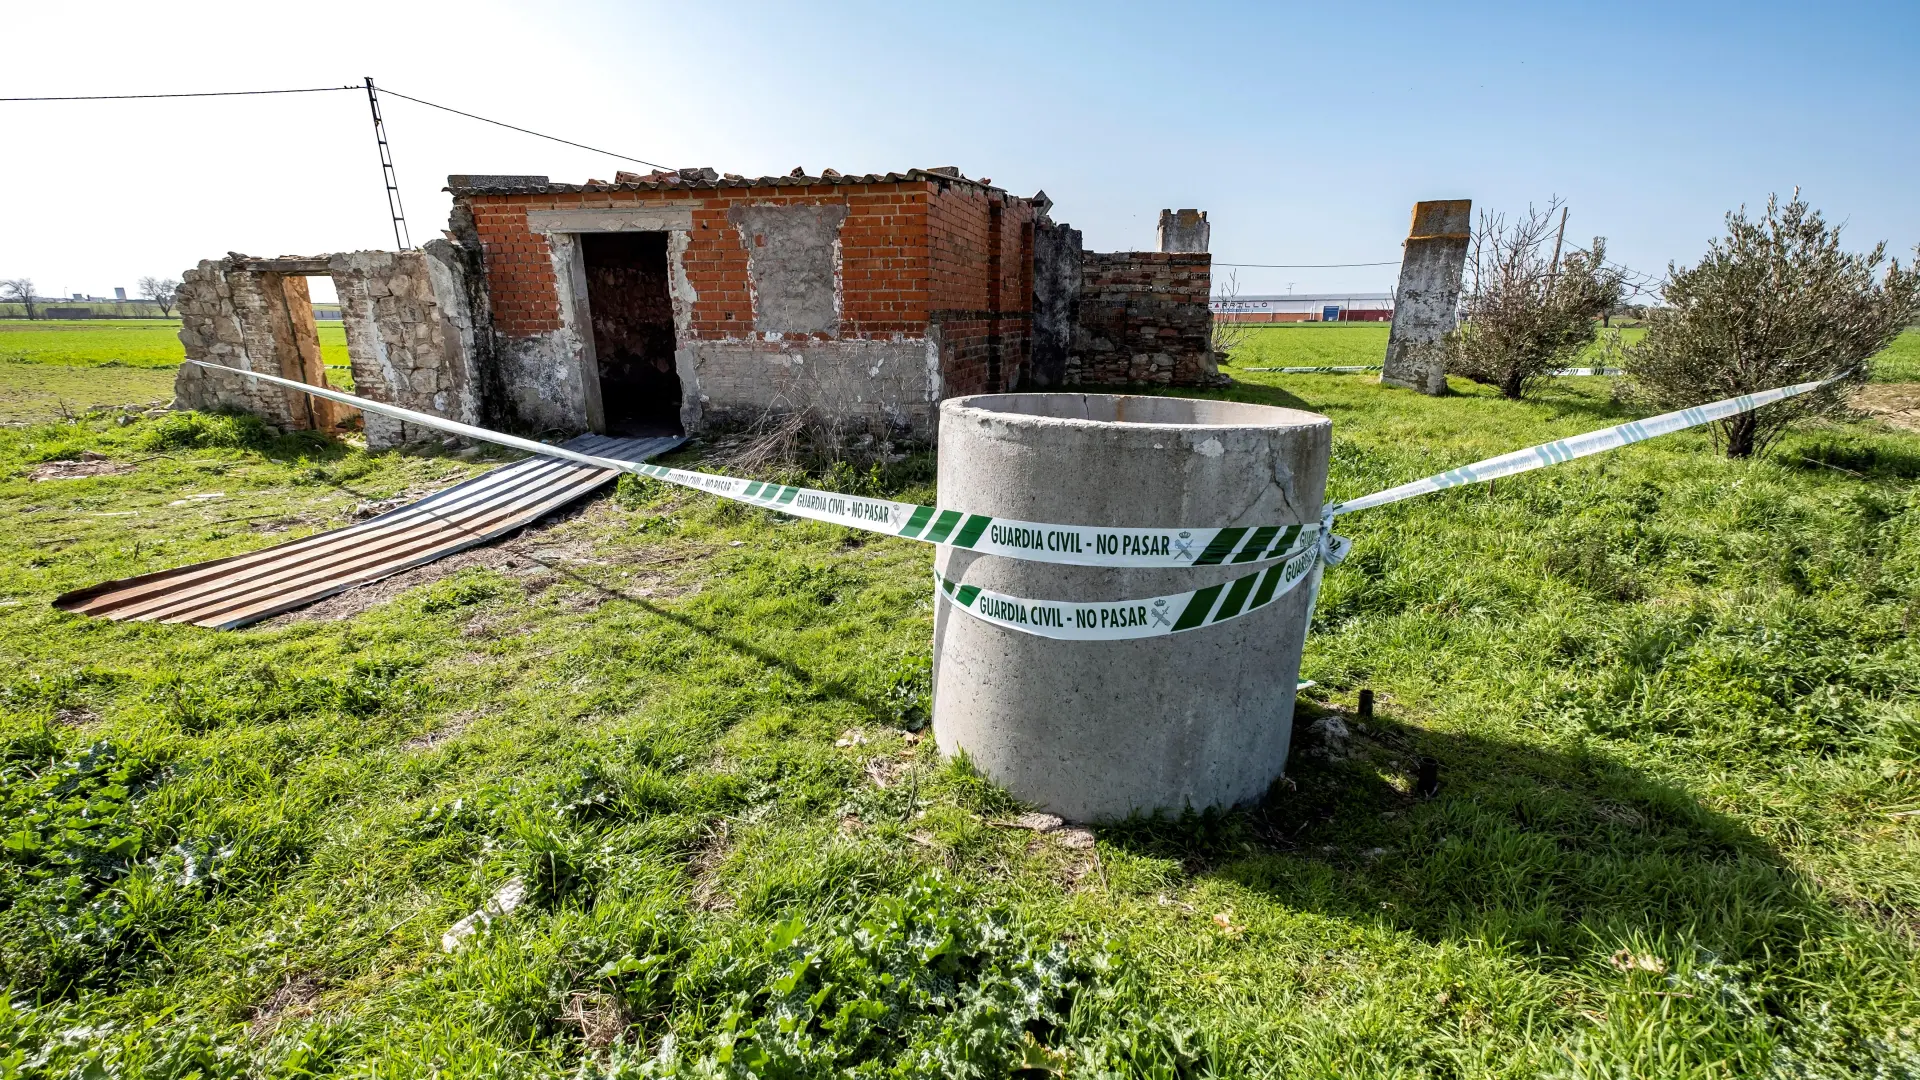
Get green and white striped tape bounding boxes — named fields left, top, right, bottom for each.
left=190, top=362, right=1317, bottom=569
left=1235, top=364, right=1618, bottom=375
left=1238, top=364, right=1382, bottom=373
left=1326, top=373, right=1843, bottom=517
left=199, top=362, right=1846, bottom=644
left=936, top=536, right=1335, bottom=641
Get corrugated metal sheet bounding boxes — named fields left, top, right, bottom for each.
left=54, top=434, right=680, bottom=630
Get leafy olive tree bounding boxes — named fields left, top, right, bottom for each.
left=1627, top=191, right=1920, bottom=458
left=1443, top=201, right=1625, bottom=399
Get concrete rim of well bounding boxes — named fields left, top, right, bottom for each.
left=942, top=392, right=1327, bottom=432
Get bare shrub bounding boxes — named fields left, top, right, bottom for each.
left=1444, top=201, right=1625, bottom=399
left=1626, top=190, right=1920, bottom=457
left=138, top=276, right=180, bottom=318
left=2, top=277, right=36, bottom=320
left=702, top=396, right=926, bottom=495
left=1209, top=269, right=1255, bottom=365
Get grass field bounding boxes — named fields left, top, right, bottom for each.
left=0, top=320, right=351, bottom=423
left=2, top=331, right=1919, bottom=1076
left=1218, top=323, right=1920, bottom=383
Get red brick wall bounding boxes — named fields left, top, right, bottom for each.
left=924, top=182, right=1035, bottom=396
left=457, top=177, right=1038, bottom=412
left=460, top=184, right=939, bottom=343
left=1072, top=252, right=1218, bottom=386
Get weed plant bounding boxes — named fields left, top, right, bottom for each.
left=0, top=363, right=1917, bottom=1076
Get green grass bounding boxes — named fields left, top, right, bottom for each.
left=2, top=358, right=1919, bottom=1076
left=0, top=319, right=350, bottom=372
left=1873, top=331, right=1920, bottom=383
left=0, top=363, right=178, bottom=425
left=0, top=321, right=353, bottom=422
left=1217, top=324, right=1920, bottom=383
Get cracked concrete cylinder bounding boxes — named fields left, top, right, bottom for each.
left=932, top=394, right=1331, bottom=822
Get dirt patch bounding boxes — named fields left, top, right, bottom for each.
left=560, top=990, right=630, bottom=1050
left=249, top=972, right=322, bottom=1037
left=402, top=708, right=492, bottom=751
left=1853, top=384, right=1920, bottom=432
left=30, top=452, right=133, bottom=481
left=688, top=819, right=736, bottom=912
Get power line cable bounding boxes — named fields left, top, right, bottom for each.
left=376, top=87, right=671, bottom=171
left=1215, top=260, right=1401, bottom=269
left=0, top=85, right=359, bottom=101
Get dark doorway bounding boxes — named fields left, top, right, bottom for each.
left=581, top=232, right=682, bottom=435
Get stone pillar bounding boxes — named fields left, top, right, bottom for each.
left=1157, top=209, right=1210, bottom=254
left=330, top=241, right=482, bottom=450
left=1029, top=220, right=1083, bottom=388
left=931, top=392, right=1331, bottom=822
left=1381, top=199, right=1472, bottom=394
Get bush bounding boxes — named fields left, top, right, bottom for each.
left=1626, top=191, right=1920, bottom=457
left=1445, top=201, right=1625, bottom=399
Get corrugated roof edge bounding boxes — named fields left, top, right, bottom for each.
left=445, top=169, right=1008, bottom=197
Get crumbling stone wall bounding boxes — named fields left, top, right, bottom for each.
left=1068, top=252, right=1220, bottom=386
left=331, top=241, right=482, bottom=448
left=173, top=260, right=347, bottom=431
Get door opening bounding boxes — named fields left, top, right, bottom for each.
left=272, top=273, right=358, bottom=433
left=581, top=232, right=682, bottom=435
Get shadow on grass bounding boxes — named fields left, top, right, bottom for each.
left=1098, top=700, right=1822, bottom=967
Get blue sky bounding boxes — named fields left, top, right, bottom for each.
left=4, top=0, right=1915, bottom=302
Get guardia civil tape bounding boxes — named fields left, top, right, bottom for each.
left=190, top=362, right=1318, bottom=570
left=935, top=539, right=1332, bottom=641
left=1325, top=373, right=1843, bottom=516
left=1236, top=364, right=1619, bottom=375
left=200, top=362, right=1844, bottom=643
left=939, top=372, right=1842, bottom=638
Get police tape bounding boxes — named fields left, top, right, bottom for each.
left=1325, top=373, right=1844, bottom=516
left=936, top=536, right=1334, bottom=641
left=189, top=361, right=1318, bottom=569
left=1237, top=364, right=1381, bottom=373
left=197, top=361, right=1844, bottom=643
left=1234, top=364, right=1619, bottom=375
left=938, top=372, right=1846, bottom=639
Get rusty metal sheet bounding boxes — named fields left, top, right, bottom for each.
left=54, top=434, right=681, bottom=630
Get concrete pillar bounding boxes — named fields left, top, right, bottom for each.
left=1157, top=209, right=1210, bottom=254
left=1381, top=199, right=1472, bottom=394
left=1029, top=220, right=1083, bottom=389
left=932, top=393, right=1331, bottom=822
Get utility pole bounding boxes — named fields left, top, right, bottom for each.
left=1547, top=206, right=1569, bottom=282
left=364, top=77, right=411, bottom=251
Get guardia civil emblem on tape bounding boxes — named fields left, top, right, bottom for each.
left=200, top=361, right=1849, bottom=644
left=936, top=540, right=1328, bottom=641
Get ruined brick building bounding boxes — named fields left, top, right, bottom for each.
left=175, top=166, right=1218, bottom=448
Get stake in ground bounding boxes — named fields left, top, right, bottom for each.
left=1, top=331, right=1918, bottom=1075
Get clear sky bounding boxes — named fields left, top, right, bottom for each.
left=4, top=0, right=1915, bottom=305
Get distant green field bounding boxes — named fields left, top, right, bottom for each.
left=1219, top=323, right=1648, bottom=371
left=1218, top=323, right=1920, bottom=382
left=0, top=319, right=350, bottom=371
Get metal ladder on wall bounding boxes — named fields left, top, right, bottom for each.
left=365, top=77, right=412, bottom=251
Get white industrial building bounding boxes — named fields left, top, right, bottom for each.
left=1210, top=292, right=1394, bottom=323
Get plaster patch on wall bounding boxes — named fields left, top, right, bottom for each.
left=726, top=203, right=849, bottom=337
